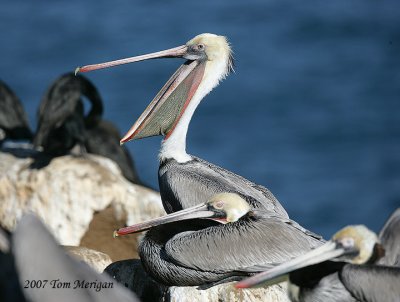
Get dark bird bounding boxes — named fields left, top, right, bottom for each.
left=235, top=221, right=400, bottom=302
left=76, top=33, right=288, bottom=216
left=84, top=119, right=141, bottom=184
left=33, top=73, right=141, bottom=184
left=1, top=214, right=139, bottom=302
left=114, top=193, right=323, bottom=287
left=33, top=73, right=98, bottom=155
left=0, top=79, right=32, bottom=145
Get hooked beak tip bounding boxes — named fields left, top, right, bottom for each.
left=120, top=132, right=134, bottom=145
left=120, top=137, right=129, bottom=145
left=113, top=230, right=119, bottom=238
left=74, top=67, right=81, bottom=76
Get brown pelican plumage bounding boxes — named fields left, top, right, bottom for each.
left=113, top=193, right=323, bottom=286
left=0, top=79, right=32, bottom=145
left=76, top=33, right=288, bottom=216
left=235, top=222, right=400, bottom=302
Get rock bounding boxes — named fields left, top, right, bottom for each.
left=105, top=259, right=290, bottom=302
left=166, top=283, right=289, bottom=302
left=104, top=259, right=167, bottom=302
left=0, top=149, right=164, bottom=246
left=1, top=149, right=291, bottom=301
left=65, top=246, right=112, bottom=273
left=79, top=206, right=142, bottom=262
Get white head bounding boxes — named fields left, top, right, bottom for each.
left=207, top=193, right=251, bottom=223
left=332, top=225, right=381, bottom=264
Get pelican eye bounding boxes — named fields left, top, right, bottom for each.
left=214, top=201, right=224, bottom=209
left=340, top=237, right=355, bottom=249
left=197, top=44, right=205, bottom=50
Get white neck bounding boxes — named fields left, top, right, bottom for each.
left=159, top=57, right=229, bottom=163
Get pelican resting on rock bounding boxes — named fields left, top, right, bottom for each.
left=235, top=217, right=400, bottom=302
left=114, top=193, right=324, bottom=287
left=76, top=33, right=288, bottom=217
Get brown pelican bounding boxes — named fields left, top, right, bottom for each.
left=0, top=79, right=32, bottom=145
left=33, top=73, right=141, bottom=184
left=113, top=193, right=323, bottom=286
left=1, top=214, right=138, bottom=302
left=76, top=33, right=288, bottom=216
left=235, top=223, right=400, bottom=302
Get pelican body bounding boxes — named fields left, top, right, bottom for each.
left=77, top=33, right=288, bottom=217
left=236, top=214, right=400, bottom=302
left=114, top=193, right=323, bottom=286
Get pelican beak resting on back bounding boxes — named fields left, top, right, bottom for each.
left=76, top=33, right=234, bottom=162
left=235, top=225, right=385, bottom=289
left=113, top=192, right=251, bottom=237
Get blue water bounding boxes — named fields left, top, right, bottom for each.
left=1, top=1, right=399, bottom=239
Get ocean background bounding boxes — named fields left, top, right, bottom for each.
left=1, top=0, right=399, bottom=239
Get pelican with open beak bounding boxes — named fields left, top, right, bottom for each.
left=76, top=33, right=288, bottom=217
left=76, top=34, right=233, bottom=149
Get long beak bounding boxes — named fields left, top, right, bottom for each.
left=235, top=241, right=351, bottom=289
left=114, top=203, right=217, bottom=237
left=75, top=45, right=187, bottom=74
left=75, top=44, right=206, bottom=143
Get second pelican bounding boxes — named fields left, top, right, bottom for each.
left=235, top=219, right=400, bottom=302
left=114, top=193, right=323, bottom=286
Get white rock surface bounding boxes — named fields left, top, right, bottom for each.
left=105, top=259, right=290, bottom=302
left=0, top=150, right=164, bottom=246
left=168, top=282, right=290, bottom=302
left=65, top=246, right=113, bottom=273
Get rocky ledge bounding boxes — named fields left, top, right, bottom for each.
left=105, top=259, right=290, bottom=302
left=0, top=148, right=164, bottom=246
left=1, top=148, right=290, bottom=302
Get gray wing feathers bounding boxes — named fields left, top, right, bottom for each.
left=165, top=216, right=323, bottom=273
left=378, top=208, right=400, bottom=267
left=160, top=157, right=288, bottom=217
left=340, top=264, right=400, bottom=302
left=12, top=214, right=138, bottom=302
